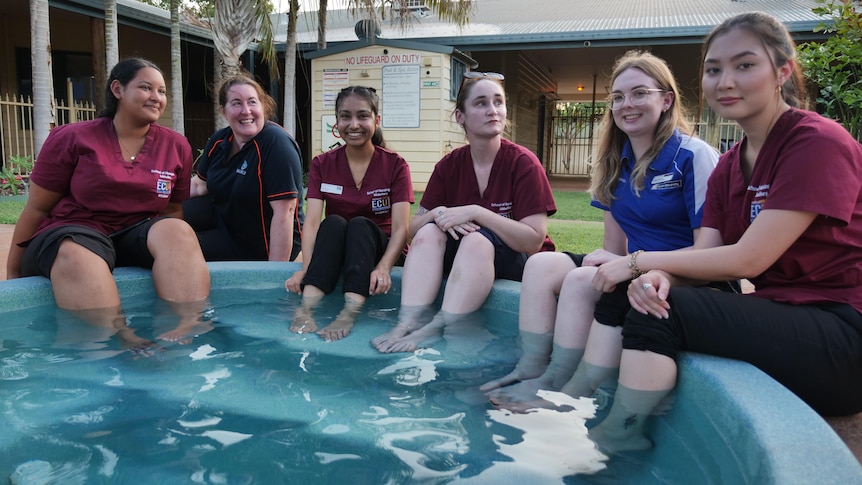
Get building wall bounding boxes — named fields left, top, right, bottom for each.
left=0, top=1, right=215, bottom=154
left=310, top=44, right=464, bottom=191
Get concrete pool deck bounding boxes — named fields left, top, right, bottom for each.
left=1, top=220, right=862, bottom=471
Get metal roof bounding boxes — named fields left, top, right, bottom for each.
left=283, top=0, right=828, bottom=50
left=51, top=0, right=214, bottom=45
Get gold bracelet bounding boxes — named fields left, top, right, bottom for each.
left=629, top=250, right=645, bottom=280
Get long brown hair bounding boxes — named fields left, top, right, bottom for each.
left=589, top=51, right=692, bottom=206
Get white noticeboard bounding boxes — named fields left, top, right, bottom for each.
left=381, top=65, right=421, bottom=128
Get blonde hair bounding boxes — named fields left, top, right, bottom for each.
left=589, top=51, right=692, bottom=206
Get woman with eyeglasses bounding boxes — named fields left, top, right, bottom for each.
left=285, top=86, right=413, bottom=342
left=372, top=71, right=557, bottom=353
left=483, top=51, right=723, bottom=410
left=589, top=12, right=862, bottom=452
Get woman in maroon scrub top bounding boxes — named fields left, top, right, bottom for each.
left=285, top=86, right=413, bottom=342
left=7, top=58, right=210, bottom=347
left=373, top=72, right=556, bottom=353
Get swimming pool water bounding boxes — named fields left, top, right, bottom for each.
left=0, top=275, right=829, bottom=484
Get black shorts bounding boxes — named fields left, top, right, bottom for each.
left=564, top=252, right=587, bottom=266
left=20, top=219, right=160, bottom=278
left=442, top=226, right=529, bottom=282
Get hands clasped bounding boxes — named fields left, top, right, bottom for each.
left=433, top=206, right=480, bottom=240
left=627, top=272, right=671, bottom=319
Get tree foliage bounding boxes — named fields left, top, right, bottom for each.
left=346, top=0, right=473, bottom=33
left=798, top=0, right=862, bottom=140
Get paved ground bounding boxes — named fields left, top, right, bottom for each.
left=0, top=224, right=13, bottom=281
left=1, top=179, right=861, bottom=464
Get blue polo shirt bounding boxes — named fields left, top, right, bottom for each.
left=591, top=130, right=718, bottom=253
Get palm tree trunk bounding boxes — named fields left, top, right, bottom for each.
left=29, top=0, right=55, bottom=160
left=104, top=0, right=119, bottom=72
left=317, top=0, right=328, bottom=50
left=282, top=0, right=298, bottom=134
left=170, top=0, right=185, bottom=134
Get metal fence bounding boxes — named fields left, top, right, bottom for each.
left=0, top=93, right=97, bottom=167
left=548, top=102, right=744, bottom=177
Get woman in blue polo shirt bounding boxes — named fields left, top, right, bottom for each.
left=484, top=51, right=724, bottom=408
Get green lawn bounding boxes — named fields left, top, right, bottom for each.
left=0, top=198, right=25, bottom=225
left=0, top=190, right=604, bottom=253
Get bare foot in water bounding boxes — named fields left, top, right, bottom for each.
left=371, top=324, right=414, bottom=350
left=291, top=305, right=318, bottom=334
left=588, top=422, right=653, bottom=453
left=376, top=320, right=444, bottom=353
left=317, top=313, right=354, bottom=342
left=117, top=329, right=161, bottom=357
left=490, top=392, right=562, bottom=414
left=485, top=376, right=552, bottom=404
left=157, top=318, right=214, bottom=344
left=480, top=367, right=546, bottom=392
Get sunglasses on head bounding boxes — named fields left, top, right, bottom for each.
left=460, top=71, right=505, bottom=88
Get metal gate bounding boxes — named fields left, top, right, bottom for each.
left=547, top=102, right=605, bottom=177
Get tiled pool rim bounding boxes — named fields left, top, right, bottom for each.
left=1, top=261, right=860, bottom=483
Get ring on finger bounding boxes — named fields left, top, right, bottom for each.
left=642, top=283, right=653, bottom=291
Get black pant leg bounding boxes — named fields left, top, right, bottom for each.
left=623, top=286, right=862, bottom=415
left=342, top=217, right=388, bottom=297
left=302, top=215, right=348, bottom=294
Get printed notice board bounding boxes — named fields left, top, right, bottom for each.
left=381, top=65, right=421, bottom=128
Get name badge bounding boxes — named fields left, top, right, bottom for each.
left=321, top=183, right=343, bottom=195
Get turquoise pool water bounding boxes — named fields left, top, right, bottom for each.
left=1, top=263, right=860, bottom=484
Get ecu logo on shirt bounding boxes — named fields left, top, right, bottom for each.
left=371, top=196, right=391, bottom=213
left=156, top=179, right=172, bottom=198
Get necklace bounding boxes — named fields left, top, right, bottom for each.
left=117, top=135, right=145, bottom=161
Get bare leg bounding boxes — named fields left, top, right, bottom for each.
left=376, top=232, right=495, bottom=353
left=401, top=223, right=447, bottom=307
left=560, top=321, right=623, bottom=398
left=479, top=253, right=577, bottom=391
left=484, top=266, right=600, bottom=395
left=50, top=239, right=121, bottom=310
left=148, top=218, right=211, bottom=303
left=487, top=345, right=585, bottom=407
left=317, top=292, right=365, bottom=342
left=589, top=350, right=676, bottom=453
left=438, top=232, right=495, bottom=314
left=145, top=219, right=211, bottom=343
left=291, top=286, right=324, bottom=334
left=480, top=330, right=553, bottom=391
left=372, top=224, right=446, bottom=348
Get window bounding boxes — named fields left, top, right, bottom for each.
left=450, top=58, right=468, bottom=101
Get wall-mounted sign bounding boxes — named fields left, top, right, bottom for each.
left=345, top=52, right=422, bottom=66
left=382, top=65, right=421, bottom=129
left=422, top=81, right=439, bottom=87
left=322, top=69, right=349, bottom=110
